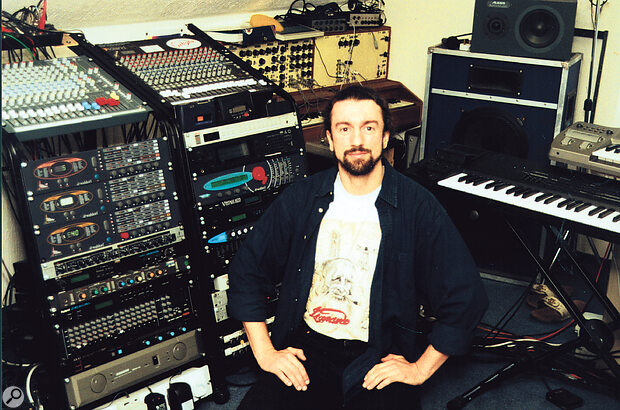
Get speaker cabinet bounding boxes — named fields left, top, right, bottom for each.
left=421, top=46, right=581, bottom=163
left=471, top=0, right=577, bottom=60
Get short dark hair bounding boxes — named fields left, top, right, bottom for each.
left=322, top=85, right=393, bottom=136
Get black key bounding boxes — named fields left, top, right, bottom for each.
left=472, top=177, right=491, bottom=186
left=565, top=201, right=582, bottom=211
left=464, top=175, right=479, bottom=184
left=605, top=144, right=620, bottom=152
left=493, top=183, right=510, bottom=191
left=613, top=214, right=620, bottom=222
left=505, top=186, right=519, bottom=195
left=535, top=193, right=553, bottom=202
left=588, top=206, right=605, bottom=216
left=485, top=180, right=501, bottom=189
left=598, top=209, right=615, bottom=219
left=457, top=174, right=469, bottom=182
left=513, top=187, right=529, bottom=196
left=574, top=203, right=591, bottom=212
left=522, top=190, right=539, bottom=199
left=543, top=195, right=562, bottom=205
left=557, top=199, right=571, bottom=208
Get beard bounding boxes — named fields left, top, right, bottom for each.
left=338, top=146, right=382, bottom=176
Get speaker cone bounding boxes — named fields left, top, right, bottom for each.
left=519, top=9, right=560, bottom=48
left=485, top=13, right=507, bottom=38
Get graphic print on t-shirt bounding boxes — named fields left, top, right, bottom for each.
left=305, top=208, right=381, bottom=342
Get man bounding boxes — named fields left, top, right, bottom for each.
left=228, top=85, right=488, bottom=409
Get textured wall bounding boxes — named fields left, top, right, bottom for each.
left=2, top=0, right=339, bottom=30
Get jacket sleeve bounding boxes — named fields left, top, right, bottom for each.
left=415, top=197, right=489, bottom=356
left=227, top=186, right=296, bottom=322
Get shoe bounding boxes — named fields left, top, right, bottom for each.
left=530, top=296, right=586, bottom=323
left=526, top=283, right=574, bottom=308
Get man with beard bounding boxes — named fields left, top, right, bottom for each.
left=228, top=85, right=488, bottom=409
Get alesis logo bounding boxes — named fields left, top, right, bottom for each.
left=487, top=0, right=511, bottom=8
left=309, top=307, right=350, bottom=325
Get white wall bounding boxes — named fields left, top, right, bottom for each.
left=384, top=0, right=620, bottom=127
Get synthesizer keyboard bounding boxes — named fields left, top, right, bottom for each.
left=413, top=147, right=620, bottom=242
left=549, top=121, right=619, bottom=179
left=1, top=57, right=151, bottom=141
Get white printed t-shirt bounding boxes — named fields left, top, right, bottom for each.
left=303, top=173, right=381, bottom=342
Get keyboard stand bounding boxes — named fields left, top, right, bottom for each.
left=447, top=219, right=620, bottom=409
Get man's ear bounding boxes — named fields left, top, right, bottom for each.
left=326, top=130, right=334, bottom=151
left=382, top=131, right=390, bottom=149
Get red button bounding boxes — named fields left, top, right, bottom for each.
left=107, top=98, right=119, bottom=106
left=95, top=97, right=108, bottom=105
left=120, top=232, right=129, bottom=239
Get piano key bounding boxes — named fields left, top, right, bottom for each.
left=535, top=193, right=554, bottom=202
left=565, top=201, right=582, bottom=210
left=437, top=172, right=620, bottom=235
left=512, top=187, right=529, bottom=196
left=557, top=199, right=571, bottom=208
left=544, top=195, right=562, bottom=205
left=574, top=203, right=591, bottom=212
left=598, top=209, right=615, bottom=219
left=492, top=183, right=511, bottom=191
left=588, top=206, right=605, bottom=216
left=521, top=190, right=538, bottom=199
left=472, top=177, right=491, bottom=186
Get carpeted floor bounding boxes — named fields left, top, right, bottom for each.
left=197, top=274, right=620, bottom=409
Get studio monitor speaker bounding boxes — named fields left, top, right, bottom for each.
left=471, top=0, right=577, bottom=60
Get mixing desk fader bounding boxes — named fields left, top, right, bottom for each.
left=1, top=57, right=151, bottom=141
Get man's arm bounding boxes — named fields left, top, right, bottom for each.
left=362, top=344, right=448, bottom=390
left=243, top=321, right=310, bottom=391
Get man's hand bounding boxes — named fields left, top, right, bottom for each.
left=257, top=347, right=310, bottom=391
left=362, top=354, right=428, bottom=390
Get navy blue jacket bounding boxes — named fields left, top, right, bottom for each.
left=228, top=160, right=488, bottom=400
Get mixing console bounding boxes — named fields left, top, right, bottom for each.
left=100, top=36, right=271, bottom=106
left=1, top=57, right=150, bottom=141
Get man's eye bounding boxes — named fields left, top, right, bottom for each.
left=340, top=127, right=349, bottom=132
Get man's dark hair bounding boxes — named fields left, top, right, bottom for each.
left=322, top=85, right=393, bottom=136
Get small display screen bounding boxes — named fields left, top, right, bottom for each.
left=211, top=174, right=248, bottom=188
left=229, top=105, right=247, bottom=114
left=244, top=195, right=260, bottom=205
left=65, top=228, right=81, bottom=239
left=53, top=163, right=69, bottom=173
left=217, top=143, right=250, bottom=162
left=94, top=299, right=113, bottom=310
left=70, top=273, right=90, bottom=284
left=231, top=213, right=247, bottom=222
left=59, top=196, right=75, bottom=207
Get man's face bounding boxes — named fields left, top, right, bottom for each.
left=326, top=98, right=390, bottom=176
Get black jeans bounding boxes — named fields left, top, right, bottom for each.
left=238, top=323, right=421, bottom=410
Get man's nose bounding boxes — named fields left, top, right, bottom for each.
left=351, top=128, right=363, bottom=146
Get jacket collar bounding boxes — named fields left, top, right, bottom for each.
left=314, top=158, right=399, bottom=208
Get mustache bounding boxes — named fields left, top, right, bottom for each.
left=344, top=146, right=371, bottom=155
